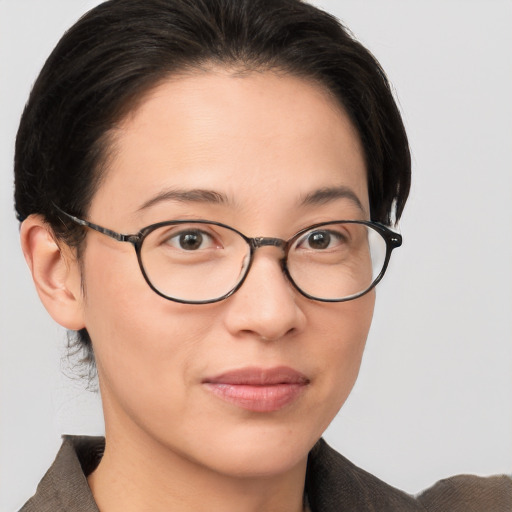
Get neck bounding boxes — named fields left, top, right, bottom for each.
left=88, top=422, right=308, bottom=512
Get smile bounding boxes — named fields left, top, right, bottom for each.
left=202, top=366, right=310, bottom=412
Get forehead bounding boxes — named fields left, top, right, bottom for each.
left=90, top=69, right=369, bottom=227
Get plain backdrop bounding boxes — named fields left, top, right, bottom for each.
left=1, top=1, right=511, bottom=510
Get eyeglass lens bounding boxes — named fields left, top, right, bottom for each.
left=139, top=222, right=388, bottom=303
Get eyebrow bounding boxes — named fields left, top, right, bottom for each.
left=137, top=184, right=365, bottom=214
left=138, top=188, right=229, bottom=211
left=299, top=186, right=366, bottom=213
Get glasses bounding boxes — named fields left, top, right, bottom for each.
left=56, top=207, right=402, bottom=304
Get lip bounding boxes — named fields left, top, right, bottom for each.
left=202, top=366, right=309, bottom=413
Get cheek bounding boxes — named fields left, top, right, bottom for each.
left=80, top=244, right=214, bottom=413
left=307, top=290, right=375, bottom=429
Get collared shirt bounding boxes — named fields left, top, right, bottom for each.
left=20, top=436, right=512, bottom=512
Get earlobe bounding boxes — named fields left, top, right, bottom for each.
left=20, top=215, right=86, bottom=330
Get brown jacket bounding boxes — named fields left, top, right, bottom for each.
left=20, top=436, right=512, bottom=511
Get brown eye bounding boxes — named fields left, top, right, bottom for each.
left=165, top=230, right=214, bottom=251
left=297, top=229, right=346, bottom=251
left=179, top=232, right=203, bottom=250
left=307, top=231, right=331, bottom=250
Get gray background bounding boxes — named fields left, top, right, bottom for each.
left=1, top=1, right=511, bottom=510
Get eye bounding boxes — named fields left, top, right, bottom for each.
left=166, top=229, right=215, bottom=251
left=297, top=229, right=347, bottom=250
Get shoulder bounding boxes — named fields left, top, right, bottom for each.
left=306, top=439, right=425, bottom=511
left=417, top=473, right=512, bottom=512
left=306, top=439, right=512, bottom=512
left=19, top=436, right=103, bottom=512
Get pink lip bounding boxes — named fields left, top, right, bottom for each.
left=202, top=366, right=309, bottom=412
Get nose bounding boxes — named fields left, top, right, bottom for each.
left=222, top=247, right=307, bottom=341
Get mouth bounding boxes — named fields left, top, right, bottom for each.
left=202, top=366, right=310, bottom=413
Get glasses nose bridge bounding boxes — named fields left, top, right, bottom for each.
left=245, top=236, right=289, bottom=283
left=250, top=236, right=287, bottom=252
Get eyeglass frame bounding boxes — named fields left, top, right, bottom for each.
left=54, top=205, right=402, bottom=305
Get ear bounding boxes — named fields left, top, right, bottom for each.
left=20, top=214, right=85, bottom=330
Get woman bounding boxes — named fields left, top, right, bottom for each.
left=10, top=0, right=511, bottom=510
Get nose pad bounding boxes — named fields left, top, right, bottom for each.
left=240, top=252, right=251, bottom=275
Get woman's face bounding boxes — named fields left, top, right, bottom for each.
left=80, top=69, right=374, bottom=477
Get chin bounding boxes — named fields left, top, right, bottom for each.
left=183, top=420, right=320, bottom=478
left=208, top=443, right=310, bottom=479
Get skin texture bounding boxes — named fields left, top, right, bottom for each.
left=21, top=69, right=375, bottom=512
